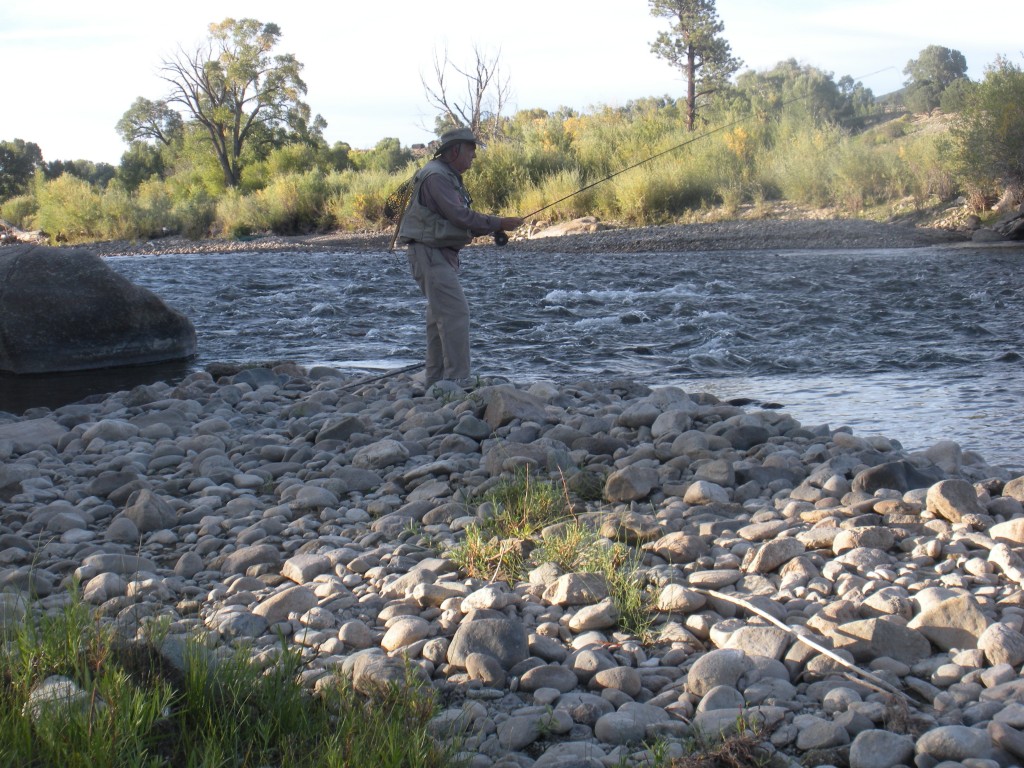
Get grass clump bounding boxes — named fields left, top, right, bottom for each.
left=446, top=471, right=654, bottom=641
left=0, top=589, right=455, bottom=767
left=534, top=519, right=655, bottom=642
left=621, top=719, right=772, bottom=768
left=668, top=729, right=771, bottom=767
left=447, top=470, right=569, bottom=583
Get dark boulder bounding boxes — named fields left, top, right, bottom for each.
left=0, top=245, right=196, bottom=374
left=851, top=460, right=945, bottom=495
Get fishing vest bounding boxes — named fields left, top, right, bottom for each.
left=397, top=160, right=475, bottom=249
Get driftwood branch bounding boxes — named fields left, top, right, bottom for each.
left=701, top=588, right=916, bottom=705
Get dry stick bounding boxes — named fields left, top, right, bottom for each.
left=336, top=362, right=426, bottom=392
left=700, top=588, right=917, bottom=705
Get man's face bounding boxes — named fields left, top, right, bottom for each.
left=449, top=142, right=476, bottom=173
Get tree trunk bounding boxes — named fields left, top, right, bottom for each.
left=686, top=44, right=697, bottom=131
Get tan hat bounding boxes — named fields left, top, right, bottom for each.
left=434, top=127, right=485, bottom=156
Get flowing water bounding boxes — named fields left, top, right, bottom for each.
left=3, top=244, right=1022, bottom=471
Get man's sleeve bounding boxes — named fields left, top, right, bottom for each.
left=421, top=174, right=502, bottom=236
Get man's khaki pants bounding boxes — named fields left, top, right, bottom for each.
left=408, top=243, right=470, bottom=385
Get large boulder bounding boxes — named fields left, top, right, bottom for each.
left=0, top=245, right=196, bottom=374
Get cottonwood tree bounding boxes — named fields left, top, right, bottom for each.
left=421, top=45, right=511, bottom=141
left=155, top=18, right=323, bottom=187
left=0, top=139, right=43, bottom=201
left=649, top=0, right=743, bottom=131
left=903, top=45, right=969, bottom=114
left=116, top=98, right=185, bottom=147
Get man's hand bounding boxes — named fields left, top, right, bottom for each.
left=499, top=216, right=525, bottom=231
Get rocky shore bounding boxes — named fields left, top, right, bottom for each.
left=3, top=363, right=1024, bottom=768
left=72, top=213, right=975, bottom=259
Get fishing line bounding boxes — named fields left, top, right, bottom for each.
left=386, top=66, right=894, bottom=246
left=520, top=66, right=896, bottom=220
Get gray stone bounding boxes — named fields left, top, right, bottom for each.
left=520, top=664, right=578, bottom=693
left=220, top=544, right=281, bottom=576
left=742, top=537, right=806, bottom=573
left=824, top=617, right=932, bottom=665
left=851, top=460, right=942, bottom=494
left=0, top=418, right=68, bottom=455
left=282, top=553, right=333, bottom=583
left=123, top=489, right=177, bottom=533
left=908, top=592, right=989, bottom=652
left=685, top=649, right=751, bottom=697
left=544, top=573, right=608, bottom=606
left=645, top=533, right=709, bottom=564
left=448, top=618, right=529, bottom=670
left=604, top=465, right=659, bottom=502
left=593, top=702, right=670, bottom=744
left=849, top=729, right=915, bottom=768
left=926, top=479, right=986, bottom=523
left=482, top=385, right=548, bottom=430
left=915, top=724, right=994, bottom=762
left=590, top=666, right=642, bottom=697
left=252, top=585, right=317, bottom=624
left=978, top=623, right=1024, bottom=667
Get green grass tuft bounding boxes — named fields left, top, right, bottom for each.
left=0, top=590, right=455, bottom=767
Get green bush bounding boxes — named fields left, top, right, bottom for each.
left=827, top=141, right=898, bottom=211
left=604, top=157, right=713, bottom=223
left=897, top=130, right=957, bottom=204
left=465, top=140, right=532, bottom=213
left=33, top=174, right=105, bottom=243
left=135, top=178, right=177, bottom=237
left=765, top=122, right=841, bottom=207
left=326, top=167, right=410, bottom=230
left=0, top=194, right=37, bottom=229
left=255, top=171, right=330, bottom=234
left=97, top=183, right=143, bottom=241
left=516, top=167, right=595, bottom=222
left=166, top=179, right=217, bottom=238
left=215, top=188, right=264, bottom=238
left=952, top=55, right=1024, bottom=200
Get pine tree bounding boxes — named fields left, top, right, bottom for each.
left=649, top=0, right=743, bottom=131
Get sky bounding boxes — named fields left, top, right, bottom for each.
left=2, top=0, right=1021, bottom=165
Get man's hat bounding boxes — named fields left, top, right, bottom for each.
left=434, top=127, right=485, bottom=156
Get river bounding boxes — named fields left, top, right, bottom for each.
left=2, top=244, right=1022, bottom=472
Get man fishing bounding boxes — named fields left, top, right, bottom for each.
left=397, top=127, right=524, bottom=388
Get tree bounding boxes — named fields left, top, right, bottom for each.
left=0, top=139, right=43, bottom=201
left=649, top=0, right=743, bottom=131
left=157, top=18, right=322, bottom=187
left=952, top=55, right=1024, bottom=202
left=350, top=138, right=413, bottom=174
left=117, top=142, right=167, bottom=192
left=42, top=159, right=116, bottom=188
left=731, top=60, right=873, bottom=126
left=421, top=46, right=511, bottom=141
left=116, top=98, right=184, bottom=147
left=903, top=45, right=968, bottom=113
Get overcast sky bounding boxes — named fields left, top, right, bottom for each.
left=2, top=0, right=1020, bottom=165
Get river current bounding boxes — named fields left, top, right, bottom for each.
left=3, top=244, right=1022, bottom=471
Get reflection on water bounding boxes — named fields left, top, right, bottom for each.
left=680, top=371, right=1023, bottom=472
left=0, top=360, right=195, bottom=414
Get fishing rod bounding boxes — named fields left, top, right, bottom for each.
left=511, top=65, right=896, bottom=224
left=337, top=361, right=425, bottom=391
left=390, top=67, right=893, bottom=247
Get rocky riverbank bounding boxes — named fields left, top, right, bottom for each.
left=3, top=365, right=1024, bottom=768
left=66, top=211, right=976, bottom=259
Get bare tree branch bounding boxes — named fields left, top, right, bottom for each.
left=420, top=45, right=511, bottom=140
